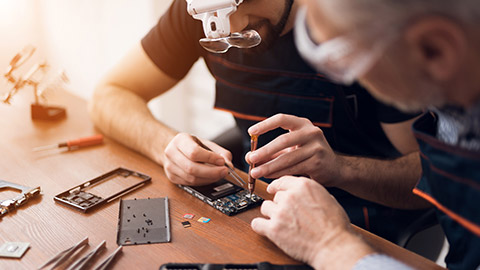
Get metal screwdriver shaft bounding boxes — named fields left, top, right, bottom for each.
left=248, top=134, right=258, bottom=198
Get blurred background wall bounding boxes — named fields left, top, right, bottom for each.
left=0, top=0, right=234, bottom=139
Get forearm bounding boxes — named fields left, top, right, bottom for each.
left=311, top=230, right=376, bottom=270
left=88, top=85, right=177, bottom=165
left=333, top=152, right=430, bottom=209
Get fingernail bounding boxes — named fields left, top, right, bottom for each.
left=250, top=152, right=258, bottom=163
left=251, top=167, right=260, bottom=177
left=216, top=159, right=225, bottom=166
left=248, top=127, right=257, bottom=135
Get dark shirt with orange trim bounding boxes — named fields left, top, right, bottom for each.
left=141, top=0, right=427, bottom=243
left=412, top=108, right=480, bottom=270
left=142, top=0, right=418, bottom=161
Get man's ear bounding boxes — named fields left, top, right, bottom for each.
left=404, top=17, right=467, bottom=82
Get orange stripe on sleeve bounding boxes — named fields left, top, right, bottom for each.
left=214, top=107, right=332, bottom=128
left=362, top=206, right=370, bottom=231
left=413, top=188, right=480, bottom=237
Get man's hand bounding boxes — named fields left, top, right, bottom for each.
left=246, top=114, right=341, bottom=186
left=163, top=133, right=232, bottom=185
left=251, top=176, right=374, bottom=270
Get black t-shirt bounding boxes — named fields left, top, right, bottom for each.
left=142, top=0, right=418, bottom=161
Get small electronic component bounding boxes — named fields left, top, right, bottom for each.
left=0, top=180, right=41, bottom=218
left=197, top=217, right=211, bottom=223
left=0, top=242, right=30, bottom=258
left=183, top=213, right=195, bottom=219
left=178, top=179, right=263, bottom=216
left=54, top=168, right=151, bottom=212
left=117, top=197, right=171, bottom=245
left=181, top=221, right=191, bottom=228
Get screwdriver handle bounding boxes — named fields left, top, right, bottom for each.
left=60, top=134, right=104, bottom=149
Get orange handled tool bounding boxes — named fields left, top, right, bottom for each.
left=33, top=134, right=104, bottom=152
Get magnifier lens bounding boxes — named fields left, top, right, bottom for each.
left=199, top=30, right=262, bottom=53
left=199, top=38, right=231, bottom=53
left=228, top=30, right=261, bottom=48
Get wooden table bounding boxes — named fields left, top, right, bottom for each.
left=0, top=89, right=444, bottom=270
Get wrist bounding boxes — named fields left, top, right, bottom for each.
left=147, top=124, right=177, bottom=166
left=310, top=229, right=375, bottom=270
left=334, top=155, right=358, bottom=190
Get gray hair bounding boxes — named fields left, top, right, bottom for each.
left=317, top=0, right=480, bottom=34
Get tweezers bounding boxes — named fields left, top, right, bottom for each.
left=93, top=246, right=122, bottom=270
left=191, top=135, right=247, bottom=187
left=67, top=240, right=106, bottom=270
left=38, top=237, right=88, bottom=270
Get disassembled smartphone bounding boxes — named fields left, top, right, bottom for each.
left=178, top=179, right=263, bottom=216
left=54, top=167, right=151, bottom=213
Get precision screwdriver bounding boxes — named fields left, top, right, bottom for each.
left=190, top=135, right=246, bottom=187
left=33, top=134, right=104, bottom=152
left=247, top=134, right=258, bottom=198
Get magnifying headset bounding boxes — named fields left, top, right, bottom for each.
left=186, top=0, right=262, bottom=53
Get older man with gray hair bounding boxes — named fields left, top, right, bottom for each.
left=250, top=0, right=480, bottom=269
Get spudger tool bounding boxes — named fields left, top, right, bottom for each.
left=33, top=134, right=104, bottom=152
left=38, top=237, right=89, bottom=270
left=190, top=135, right=246, bottom=187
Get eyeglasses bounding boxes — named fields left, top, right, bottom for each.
left=294, top=7, right=393, bottom=85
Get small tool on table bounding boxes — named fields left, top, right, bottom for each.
left=248, top=134, right=258, bottom=198
left=38, top=237, right=89, bottom=269
left=190, top=135, right=246, bottom=187
left=33, top=134, right=104, bottom=152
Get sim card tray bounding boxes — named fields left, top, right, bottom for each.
left=54, top=168, right=151, bottom=213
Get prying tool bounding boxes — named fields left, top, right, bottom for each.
left=190, top=135, right=246, bottom=187
left=33, top=134, right=104, bottom=152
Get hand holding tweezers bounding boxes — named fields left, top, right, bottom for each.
left=191, top=135, right=246, bottom=187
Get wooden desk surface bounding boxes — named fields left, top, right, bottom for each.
left=0, top=90, right=444, bottom=270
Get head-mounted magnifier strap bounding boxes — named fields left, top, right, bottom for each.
left=187, top=0, right=244, bottom=39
